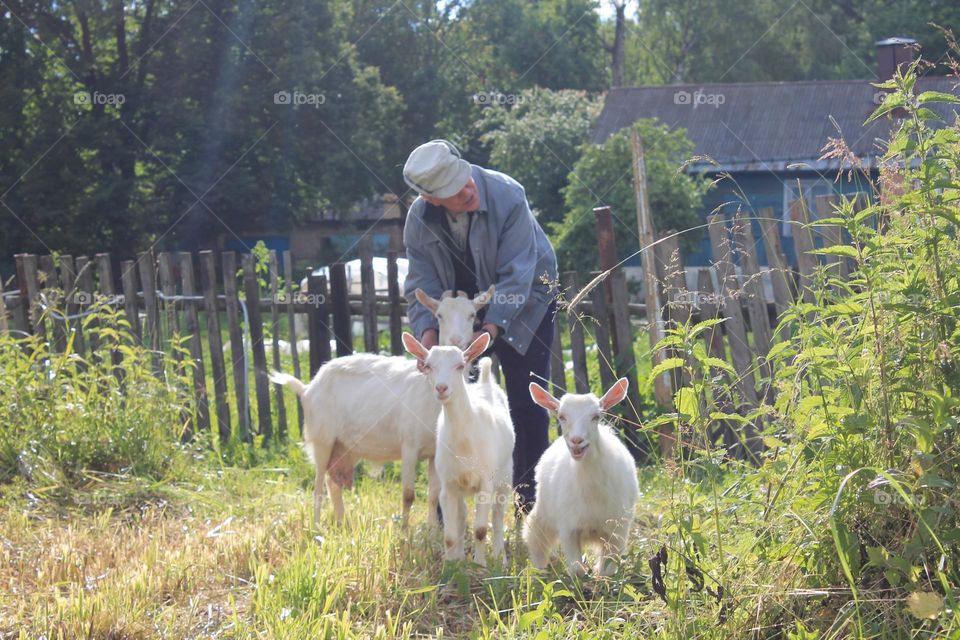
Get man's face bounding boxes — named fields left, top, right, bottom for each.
left=422, top=178, right=480, bottom=214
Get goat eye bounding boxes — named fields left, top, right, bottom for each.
left=592, top=415, right=600, bottom=422
left=457, top=364, right=465, bottom=371
left=469, top=313, right=475, bottom=319
left=437, top=314, right=443, bottom=320
left=423, top=364, right=431, bottom=371
left=558, top=416, right=567, bottom=422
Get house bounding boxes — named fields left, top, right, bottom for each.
left=590, top=37, right=960, bottom=266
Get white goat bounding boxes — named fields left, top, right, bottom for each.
left=415, top=286, right=494, bottom=349
left=403, top=332, right=514, bottom=566
left=523, top=379, right=639, bottom=577
left=268, top=287, right=489, bottom=527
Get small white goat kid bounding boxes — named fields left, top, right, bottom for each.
left=403, top=332, right=515, bottom=566
left=523, top=379, right=639, bottom=577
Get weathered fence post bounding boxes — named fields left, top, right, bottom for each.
left=59, top=256, right=83, bottom=355
left=40, top=254, right=67, bottom=352
left=242, top=253, right=272, bottom=445
left=562, top=271, right=589, bottom=394
left=137, top=251, right=161, bottom=376
left=222, top=251, right=249, bottom=442
left=15, top=254, right=43, bottom=338
left=308, top=273, right=331, bottom=376
left=789, top=198, right=819, bottom=305
left=758, top=208, right=794, bottom=318
left=268, top=250, right=288, bottom=441
left=359, top=235, right=378, bottom=353
left=588, top=271, right=616, bottom=392
left=283, top=250, right=303, bottom=429
left=200, top=250, right=231, bottom=444
left=330, top=262, right=353, bottom=357
left=120, top=261, right=141, bottom=341
left=733, top=212, right=774, bottom=376
left=0, top=273, right=8, bottom=337
left=707, top=214, right=758, bottom=407
left=387, top=250, right=403, bottom=356
left=179, top=253, right=209, bottom=439
left=76, top=257, right=98, bottom=353
left=610, top=268, right=648, bottom=462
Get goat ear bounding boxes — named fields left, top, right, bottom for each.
left=415, top=289, right=440, bottom=314
left=599, top=377, right=629, bottom=411
left=528, top=382, right=560, bottom=412
left=402, top=332, right=430, bottom=360
left=463, top=331, right=490, bottom=362
left=473, top=284, right=495, bottom=310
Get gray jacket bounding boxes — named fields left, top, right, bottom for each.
left=404, top=165, right=558, bottom=355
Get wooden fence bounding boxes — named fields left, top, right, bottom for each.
left=0, top=195, right=854, bottom=460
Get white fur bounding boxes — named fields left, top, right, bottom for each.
left=403, top=333, right=514, bottom=566
left=523, top=379, right=639, bottom=577
left=415, top=286, right=494, bottom=349
left=270, top=286, right=485, bottom=527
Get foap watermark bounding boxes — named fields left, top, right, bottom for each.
left=673, top=89, right=725, bottom=109
left=274, top=90, right=326, bottom=108
left=872, top=489, right=923, bottom=507
left=274, top=291, right=326, bottom=307
left=476, top=492, right=514, bottom=507
left=490, top=291, right=526, bottom=307
left=72, top=291, right=125, bottom=306
left=74, top=91, right=125, bottom=106
left=473, top=91, right=523, bottom=106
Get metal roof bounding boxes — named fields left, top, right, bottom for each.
left=590, top=77, right=960, bottom=173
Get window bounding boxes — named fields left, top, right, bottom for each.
left=782, top=178, right=834, bottom=237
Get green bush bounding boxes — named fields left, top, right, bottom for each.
left=0, top=305, right=200, bottom=495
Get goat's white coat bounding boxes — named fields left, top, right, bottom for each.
left=269, top=286, right=498, bottom=527
left=523, top=379, right=639, bottom=577
left=403, top=332, right=514, bottom=566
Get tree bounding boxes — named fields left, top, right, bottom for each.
left=551, top=118, right=709, bottom=274
left=476, top=88, right=601, bottom=225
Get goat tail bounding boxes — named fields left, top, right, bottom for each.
left=268, top=370, right=306, bottom=398
left=478, top=357, right=494, bottom=385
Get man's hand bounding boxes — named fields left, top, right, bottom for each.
left=417, top=329, right=439, bottom=372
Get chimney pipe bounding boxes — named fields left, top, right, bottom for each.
left=876, top=37, right=917, bottom=80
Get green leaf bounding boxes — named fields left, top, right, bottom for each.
left=649, top=357, right=685, bottom=382
left=812, top=245, right=859, bottom=259
left=917, top=91, right=960, bottom=105
left=703, top=357, right=736, bottom=375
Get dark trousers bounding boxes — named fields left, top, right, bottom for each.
left=493, top=303, right=555, bottom=512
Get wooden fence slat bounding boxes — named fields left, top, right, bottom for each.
left=243, top=253, right=272, bottom=444
left=549, top=307, right=566, bottom=397
left=96, top=253, right=123, bottom=374
left=269, top=250, right=288, bottom=441
left=200, top=250, right=231, bottom=444
left=588, top=271, right=616, bottom=391
left=696, top=268, right=727, bottom=361
left=15, top=254, right=44, bottom=338
left=179, top=252, right=209, bottom=439
left=330, top=262, right=353, bottom=357
left=655, top=232, right=690, bottom=397
left=58, top=256, right=82, bottom=354
left=733, top=212, right=774, bottom=376
left=120, top=261, right=141, bottom=340
left=789, top=199, right=819, bottom=305
left=40, top=254, right=67, bottom=353
left=387, top=250, right=403, bottom=356
left=758, top=208, right=794, bottom=317
left=283, top=250, right=303, bottom=429
left=563, top=271, right=589, bottom=394
left=815, top=194, right=849, bottom=284
left=222, top=252, right=249, bottom=442
left=707, top=214, right=758, bottom=407
left=137, top=252, right=161, bottom=376
left=610, top=268, right=648, bottom=462
left=157, top=253, right=182, bottom=352
left=359, top=236, right=378, bottom=353
left=76, top=257, right=98, bottom=353
left=308, top=274, right=332, bottom=376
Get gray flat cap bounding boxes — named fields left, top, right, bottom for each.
left=403, top=139, right=471, bottom=199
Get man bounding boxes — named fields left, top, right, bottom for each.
left=402, top=139, right=558, bottom=513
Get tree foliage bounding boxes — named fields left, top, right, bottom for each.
left=477, top=88, right=601, bottom=225
left=552, top=118, right=709, bottom=273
